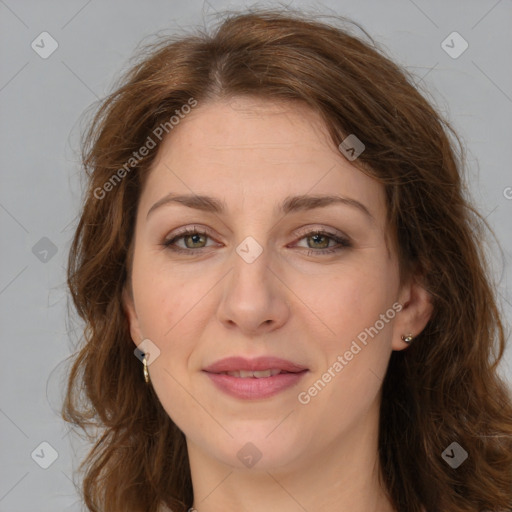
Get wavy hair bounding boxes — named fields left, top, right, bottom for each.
left=63, top=8, right=512, bottom=512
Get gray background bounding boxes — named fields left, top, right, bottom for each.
left=1, top=0, right=511, bottom=510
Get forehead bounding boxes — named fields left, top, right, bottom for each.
left=139, top=97, right=386, bottom=223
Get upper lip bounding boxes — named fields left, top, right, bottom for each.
left=203, top=356, right=308, bottom=374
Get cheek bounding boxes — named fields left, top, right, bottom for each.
left=130, top=256, right=203, bottom=428
left=130, top=247, right=204, bottom=338
left=129, top=250, right=216, bottom=405
left=292, top=257, right=399, bottom=352
left=292, top=257, right=398, bottom=418
left=296, top=274, right=396, bottom=437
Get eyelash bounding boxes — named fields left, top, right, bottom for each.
left=161, top=226, right=352, bottom=257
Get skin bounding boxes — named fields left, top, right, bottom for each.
left=124, top=96, right=433, bottom=512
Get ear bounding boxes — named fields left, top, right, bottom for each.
left=122, top=286, right=144, bottom=347
left=391, top=275, right=434, bottom=351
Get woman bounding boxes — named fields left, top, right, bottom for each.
left=63, top=8, right=512, bottom=512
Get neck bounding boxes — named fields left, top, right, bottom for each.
left=186, top=396, right=395, bottom=512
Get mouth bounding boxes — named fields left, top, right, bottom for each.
left=202, top=356, right=308, bottom=399
left=203, top=355, right=308, bottom=374
left=217, top=368, right=286, bottom=378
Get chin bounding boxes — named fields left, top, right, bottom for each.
left=208, top=431, right=306, bottom=471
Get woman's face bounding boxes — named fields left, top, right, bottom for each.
left=124, top=96, right=424, bottom=472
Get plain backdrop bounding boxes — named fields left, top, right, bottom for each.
left=1, top=0, right=511, bottom=510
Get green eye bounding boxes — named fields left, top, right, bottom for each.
left=162, top=228, right=351, bottom=256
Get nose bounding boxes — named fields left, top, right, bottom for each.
left=216, top=243, right=291, bottom=336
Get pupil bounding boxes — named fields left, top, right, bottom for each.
left=311, top=234, right=327, bottom=248
left=188, top=234, right=203, bottom=247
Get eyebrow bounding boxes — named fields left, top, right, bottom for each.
left=146, top=193, right=374, bottom=222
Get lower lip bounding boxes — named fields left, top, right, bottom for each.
left=204, top=371, right=308, bottom=399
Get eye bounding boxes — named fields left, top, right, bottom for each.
left=162, top=226, right=215, bottom=253
left=292, top=229, right=352, bottom=256
left=161, top=226, right=352, bottom=256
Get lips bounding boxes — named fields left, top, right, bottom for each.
left=222, top=369, right=282, bottom=378
left=202, top=356, right=308, bottom=399
left=203, top=356, right=307, bottom=374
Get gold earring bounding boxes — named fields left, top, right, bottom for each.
left=143, top=354, right=150, bottom=383
left=401, top=334, right=414, bottom=344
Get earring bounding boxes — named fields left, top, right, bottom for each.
left=143, top=354, right=150, bottom=383
left=401, top=334, right=414, bottom=344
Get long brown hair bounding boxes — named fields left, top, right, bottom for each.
left=63, top=8, right=512, bottom=512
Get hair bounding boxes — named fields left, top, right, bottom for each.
left=63, top=7, right=512, bottom=512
